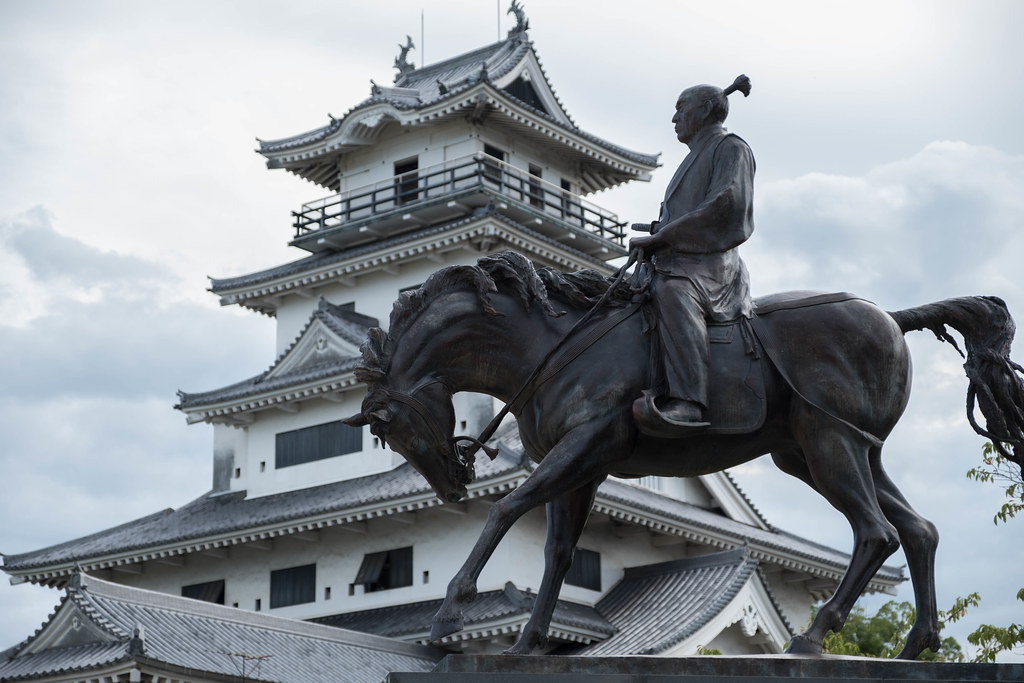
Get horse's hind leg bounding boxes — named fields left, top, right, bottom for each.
left=504, top=480, right=601, bottom=655
left=870, top=449, right=941, bottom=660
left=786, top=413, right=901, bottom=655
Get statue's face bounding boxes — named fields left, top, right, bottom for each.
left=672, top=91, right=708, bottom=144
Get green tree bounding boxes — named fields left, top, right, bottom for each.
left=816, top=600, right=964, bottom=661
left=942, top=442, right=1024, bottom=662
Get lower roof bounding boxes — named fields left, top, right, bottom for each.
left=1, top=426, right=904, bottom=593
left=313, top=581, right=614, bottom=647
left=572, top=548, right=781, bottom=656
left=0, top=571, right=441, bottom=683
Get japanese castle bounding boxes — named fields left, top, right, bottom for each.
left=1, top=7, right=902, bottom=682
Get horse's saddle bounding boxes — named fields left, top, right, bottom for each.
left=703, top=317, right=767, bottom=435
left=648, top=291, right=862, bottom=437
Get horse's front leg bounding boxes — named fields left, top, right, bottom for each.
left=504, top=479, right=602, bottom=655
left=430, top=424, right=615, bottom=643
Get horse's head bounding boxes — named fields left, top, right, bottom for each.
left=343, top=378, right=475, bottom=503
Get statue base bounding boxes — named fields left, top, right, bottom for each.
left=387, top=654, right=1024, bottom=682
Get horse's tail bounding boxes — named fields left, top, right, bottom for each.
left=889, top=296, right=1024, bottom=469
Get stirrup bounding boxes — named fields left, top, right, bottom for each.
left=633, top=390, right=710, bottom=438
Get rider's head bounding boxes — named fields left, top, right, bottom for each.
left=673, top=75, right=750, bottom=144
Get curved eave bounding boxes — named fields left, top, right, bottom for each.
left=591, top=492, right=903, bottom=595
left=259, top=84, right=658, bottom=194
left=209, top=215, right=617, bottom=316
left=2, top=470, right=529, bottom=587
left=177, top=371, right=360, bottom=425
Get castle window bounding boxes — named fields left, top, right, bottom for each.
left=355, top=547, right=413, bottom=592
left=394, top=157, right=419, bottom=205
left=275, top=420, right=361, bottom=469
left=528, top=164, right=543, bottom=208
left=565, top=548, right=601, bottom=591
left=270, top=564, right=316, bottom=608
left=181, top=579, right=225, bottom=604
left=482, top=144, right=505, bottom=186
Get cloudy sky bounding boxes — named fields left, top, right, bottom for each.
left=2, top=0, right=1023, bottom=660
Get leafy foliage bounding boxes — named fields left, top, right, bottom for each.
left=944, top=442, right=1024, bottom=662
left=966, top=442, right=1024, bottom=524
left=817, top=601, right=963, bottom=661
left=942, top=590, right=1024, bottom=663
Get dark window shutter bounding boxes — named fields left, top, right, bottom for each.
left=354, top=551, right=388, bottom=585
left=270, top=564, right=316, bottom=608
left=565, top=548, right=601, bottom=591
left=356, top=547, right=413, bottom=592
left=275, top=420, right=362, bottom=468
left=181, top=579, right=225, bottom=604
left=387, top=546, right=413, bottom=589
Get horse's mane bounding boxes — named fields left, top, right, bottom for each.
left=354, top=251, right=630, bottom=385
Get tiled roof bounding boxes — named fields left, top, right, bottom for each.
left=258, top=36, right=538, bottom=154
left=393, top=36, right=542, bottom=116
left=0, top=440, right=526, bottom=576
left=2, top=425, right=903, bottom=591
left=176, top=299, right=375, bottom=410
left=574, top=549, right=768, bottom=655
left=208, top=209, right=610, bottom=296
left=313, top=582, right=614, bottom=642
left=257, top=34, right=659, bottom=171
left=594, top=478, right=904, bottom=586
left=175, top=357, right=362, bottom=410
left=0, top=572, right=441, bottom=683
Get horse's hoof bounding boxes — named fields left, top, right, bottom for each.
left=896, top=629, right=941, bottom=660
left=429, top=616, right=464, bottom=642
left=785, top=634, right=823, bottom=656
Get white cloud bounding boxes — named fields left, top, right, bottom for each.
left=2, top=0, right=1024, bottom=662
left=747, top=141, right=1024, bottom=310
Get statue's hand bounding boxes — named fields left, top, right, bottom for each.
left=629, top=233, right=659, bottom=251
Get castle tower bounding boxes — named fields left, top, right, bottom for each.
left=1, top=7, right=902, bottom=663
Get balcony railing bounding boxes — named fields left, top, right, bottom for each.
left=291, top=154, right=627, bottom=251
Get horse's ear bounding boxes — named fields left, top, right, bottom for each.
left=342, top=412, right=369, bottom=427
left=369, top=409, right=391, bottom=423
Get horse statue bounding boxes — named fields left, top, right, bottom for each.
left=344, top=250, right=1024, bottom=659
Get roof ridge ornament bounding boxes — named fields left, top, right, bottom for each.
left=507, top=1, right=529, bottom=37
left=128, top=623, right=147, bottom=656
left=394, top=35, right=416, bottom=81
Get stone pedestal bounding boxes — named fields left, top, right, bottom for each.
left=386, top=654, right=1024, bottom=682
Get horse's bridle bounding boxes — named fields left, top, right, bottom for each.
left=381, top=378, right=497, bottom=487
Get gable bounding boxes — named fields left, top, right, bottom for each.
left=491, top=49, right=572, bottom=126
left=265, top=316, right=360, bottom=381
left=700, top=472, right=770, bottom=530
left=17, top=599, right=124, bottom=656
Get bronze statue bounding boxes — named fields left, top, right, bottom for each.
left=344, top=80, right=1024, bottom=660
left=630, top=75, right=753, bottom=437
left=345, top=250, right=1024, bottom=659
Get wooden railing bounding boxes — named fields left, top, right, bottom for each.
left=291, top=154, right=627, bottom=246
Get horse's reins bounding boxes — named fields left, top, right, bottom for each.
left=450, top=248, right=646, bottom=464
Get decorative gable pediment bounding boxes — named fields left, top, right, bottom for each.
left=18, top=598, right=124, bottom=656
left=700, top=472, right=771, bottom=530
left=492, top=49, right=572, bottom=126
left=264, top=309, right=362, bottom=382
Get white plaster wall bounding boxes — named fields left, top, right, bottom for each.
left=273, top=249, right=477, bottom=354
left=702, top=622, right=766, bottom=655
left=212, top=423, right=248, bottom=493
left=658, top=476, right=716, bottom=507
left=114, top=502, right=711, bottom=626
left=241, top=394, right=388, bottom=499
left=761, top=569, right=816, bottom=632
